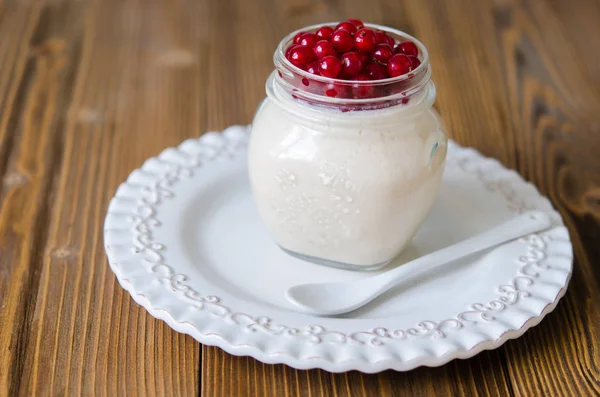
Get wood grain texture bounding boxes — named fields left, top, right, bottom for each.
left=0, top=0, right=598, bottom=396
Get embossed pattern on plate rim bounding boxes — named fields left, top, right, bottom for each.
left=104, top=125, right=573, bottom=372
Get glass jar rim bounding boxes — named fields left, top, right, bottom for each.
left=273, top=22, right=432, bottom=109
left=266, top=71, right=438, bottom=125
left=275, top=22, right=430, bottom=87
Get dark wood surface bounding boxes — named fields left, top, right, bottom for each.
left=1, top=0, right=599, bottom=395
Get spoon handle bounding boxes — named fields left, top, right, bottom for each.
left=375, top=210, right=553, bottom=292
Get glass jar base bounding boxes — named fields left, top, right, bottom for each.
left=279, top=246, right=392, bottom=271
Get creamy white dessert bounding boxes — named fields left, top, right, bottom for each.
left=249, top=77, right=447, bottom=268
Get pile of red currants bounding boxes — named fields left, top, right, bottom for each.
left=285, top=19, right=421, bottom=82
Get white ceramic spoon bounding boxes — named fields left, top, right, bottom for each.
left=286, top=210, right=553, bottom=316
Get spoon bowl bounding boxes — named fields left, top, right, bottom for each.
left=286, top=277, right=385, bottom=316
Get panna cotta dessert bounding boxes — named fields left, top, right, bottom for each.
left=248, top=19, right=448, bottom=270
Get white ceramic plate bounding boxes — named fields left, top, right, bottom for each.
left=104, top=125, right=573, bottom=373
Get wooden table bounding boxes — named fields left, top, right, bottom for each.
left=1, top=0, right=599, bottom=395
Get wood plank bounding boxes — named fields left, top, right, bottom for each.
left=482, top=0, right=600, bottom=395
left=0, top=3, right=62, bottom=395
left=10, top=1, right=204, bottom=395
left=202, top=346, right=519, bottom=397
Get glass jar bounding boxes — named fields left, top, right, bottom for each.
left=248, top=23, right=448, bottom=270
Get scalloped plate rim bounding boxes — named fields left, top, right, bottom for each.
left=109, top=261, right=570, bottom=373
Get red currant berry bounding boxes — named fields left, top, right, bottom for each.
left=335, top=21, right=358, bottom=35
left=299, top=32, right=319, bottom=48
left=386, top=35, right=396, bottom=47
left=352, top=73, right=369, bottom=81
left=313, top=40, right=337, bottom=59
left=319, top=55, right=342, bottom=78
left=374, top=30, right=388, bottom=44
left=397, top=41, right=418, bottom=56
left=293, top=31, right=305, bottom=45
left=324, top=82, right=350, bottom=98
left=331, top=29, right=354, bottom=52
left=306, top=61, right=320, bottom=75
left=346, top=19, right=364, bottom=29
left=285, top=44, right=298, bottom=59
left=387, top=54, right=413, bottom=77
left=325, top=87, right=338, bottom=97
left=351, top=74, right=376, bottom=98
left=372, top=44, right=394, bottom=64
left=375, top=33, right=393, bottom=47
left=340, top=51, right=364, bottom=77
left=357, top=52, right=369, bottom=66
left=288, top=45, right=316, bottom=69
left=408, top=55, right=421, bottom=69
left=365, top=62, right=388, bottom=80
left=316, top=26, right=334, bottom=40
left=354, top=28, right=377, bottom=52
